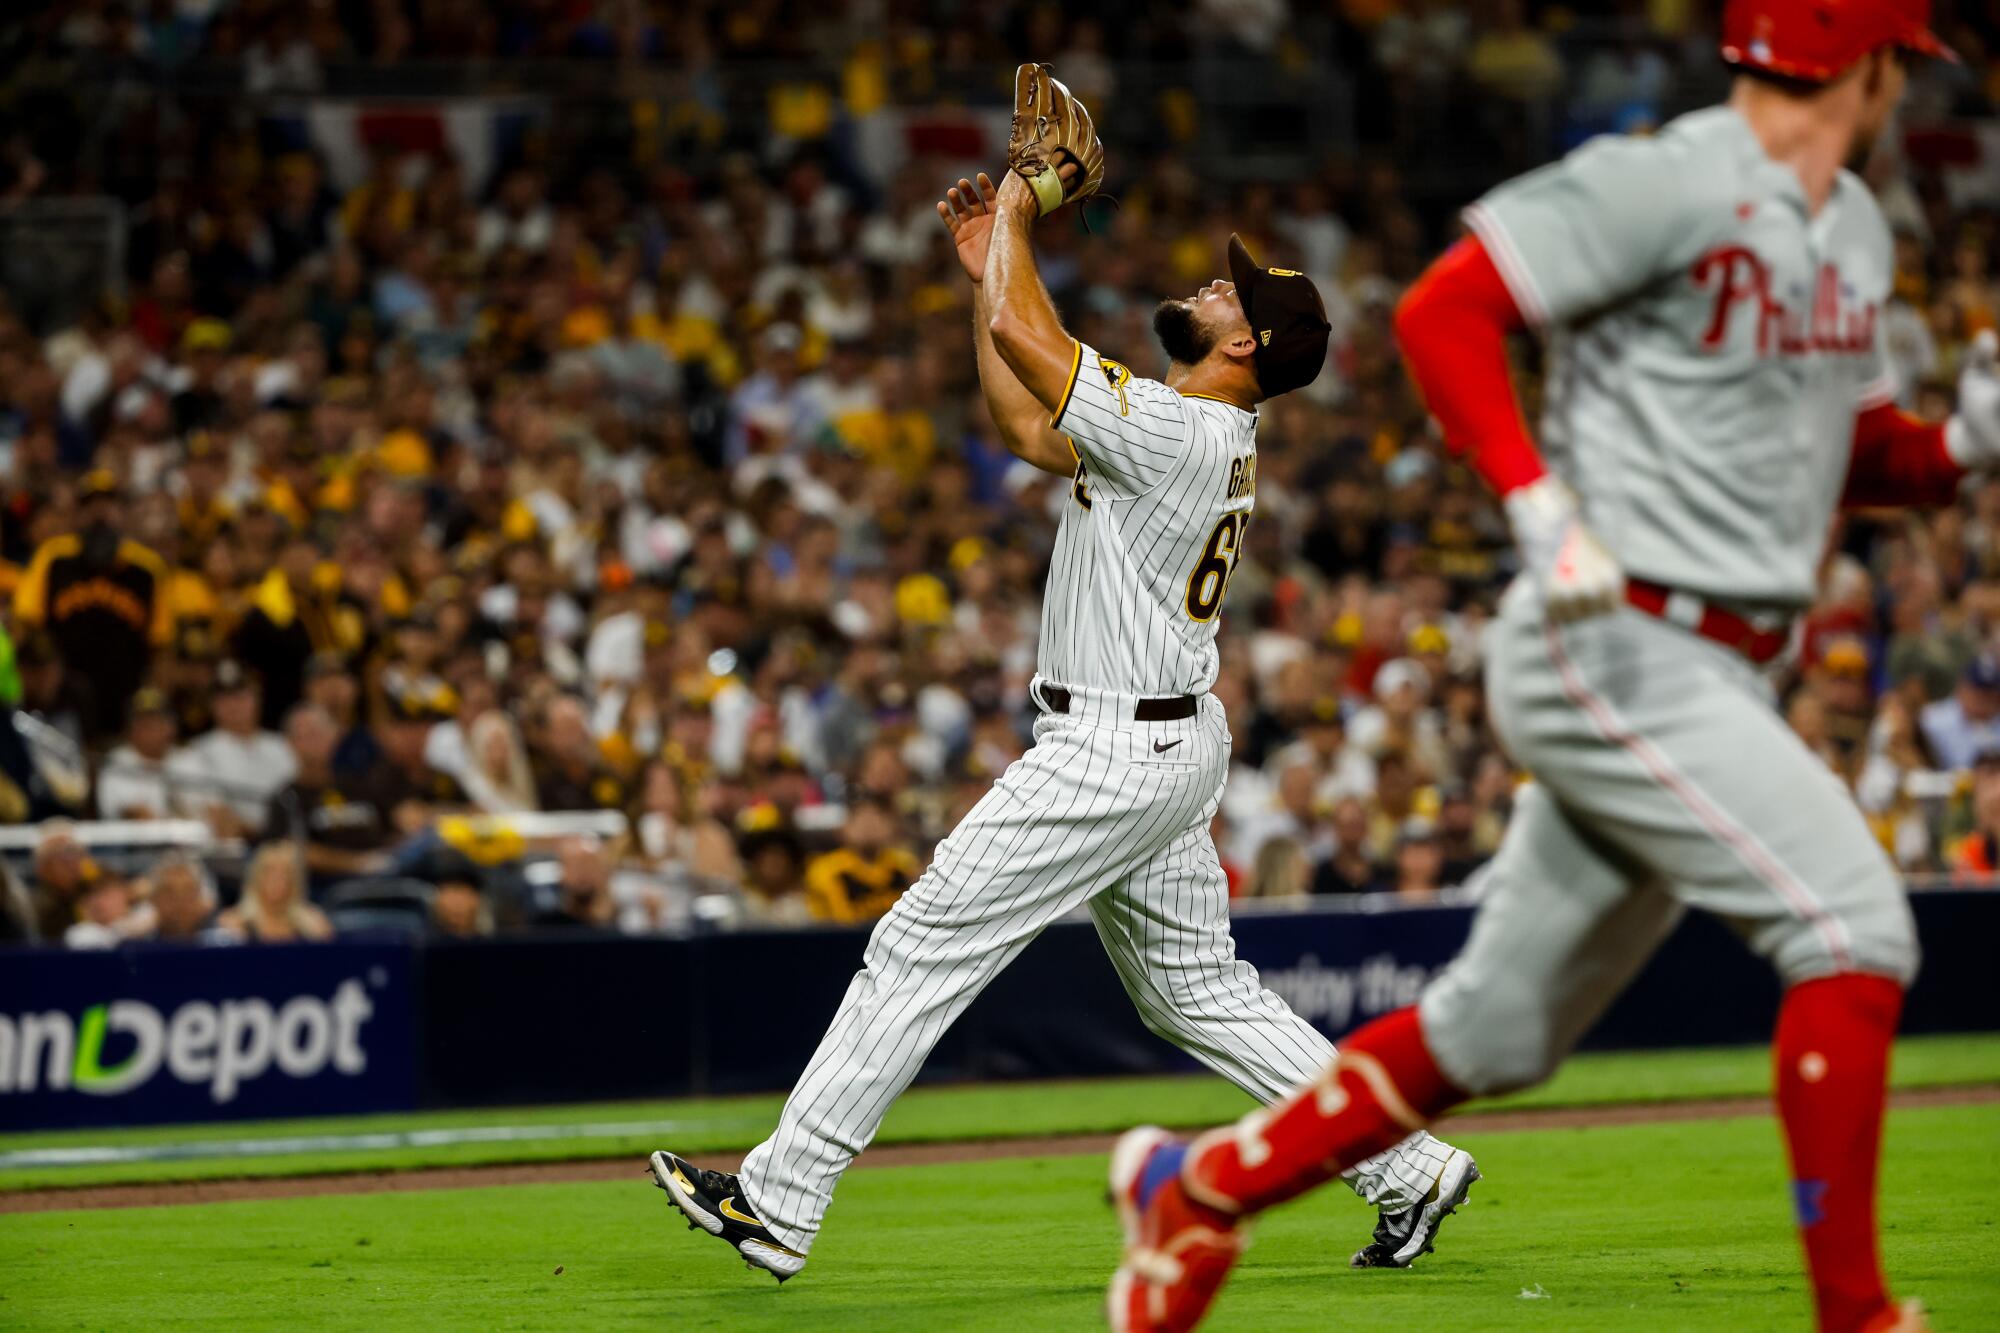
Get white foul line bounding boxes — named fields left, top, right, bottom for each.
left=0, top=1118, right=766, bottom=1169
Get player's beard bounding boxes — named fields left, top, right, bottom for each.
left=1153, top=299, right=1217, bottom=367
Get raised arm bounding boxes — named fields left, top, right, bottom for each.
left=939, top=173, right=1074, bottom=476
left=985, top=171, right=1084, bottom=418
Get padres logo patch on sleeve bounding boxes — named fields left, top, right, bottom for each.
left=1099, top=356, right=1132, bottom=416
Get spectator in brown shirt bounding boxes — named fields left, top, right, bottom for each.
left=265, top=701, right=392, bottom=884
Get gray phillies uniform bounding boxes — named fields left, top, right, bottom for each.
left=1419, top=106, right=1920, bottom=1096
left=738, top=344, right=1455, bottom=1258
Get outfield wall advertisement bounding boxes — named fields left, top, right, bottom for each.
left=4, top=890, right=1995, bottom=1129
left=0, top=942, right=417, bottom=1131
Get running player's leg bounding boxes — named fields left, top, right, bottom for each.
left=1505, top=607, right=1919, bottom=1333
left=1215, top=603, right=1919, bottom=1330
left=741, top=715, right=1216, bottom=1256
left=1421, top=790, right=1684, bottom=1096
left=1178, top=783, right=1677, bottom=1211
left=1086, top=823, right=1455, bottom=1213
left=1108, top=783, right=1679, bottom=1327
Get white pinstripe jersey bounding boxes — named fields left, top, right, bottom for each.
left=1467, top=106, right=1894, bottom=608
left=1039, top=340, right=1259, bottom=696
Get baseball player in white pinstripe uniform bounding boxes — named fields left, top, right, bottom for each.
left=648, top=168, right=1476, bottom=1283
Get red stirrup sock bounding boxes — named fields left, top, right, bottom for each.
left=1183, top=1007, right=1467, bottom=1216
left=1773, top=974, right=1905, bottom=1333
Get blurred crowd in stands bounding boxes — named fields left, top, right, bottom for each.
left=3, top=0, right=2000, bottom=949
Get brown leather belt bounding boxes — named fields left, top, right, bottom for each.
left=1041, top=686, right=1198, bottom=721
left=1624, top=578, right=1792, bottom=665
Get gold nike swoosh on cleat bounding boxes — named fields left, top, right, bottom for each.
left=718, top=1196, right=762, bottom=1226
left=670, top=1164, right=697, bottom=1194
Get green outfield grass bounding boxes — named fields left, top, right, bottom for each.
left=5, top=1103, right=1994, bottom=1331
left=3, top=1034, right=1996, bottom=1191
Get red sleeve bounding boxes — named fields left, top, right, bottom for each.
left=1393, top=236, right=1548, bottom=496
left=1841, top=403, right=1963, bottom=509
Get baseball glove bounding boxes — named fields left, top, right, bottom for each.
left=1008, top=62, right=1106, bottom=217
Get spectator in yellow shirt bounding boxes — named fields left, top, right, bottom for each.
left=805, top=795, right=923, bottom=925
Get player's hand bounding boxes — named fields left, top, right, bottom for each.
left=1947, top=330, right=2000, bottom=467
left=938, top=173, right=1001, bottom=284
left=939, top=166, right=1082, bottom=284
left=1504, top=475, right=1625, bottom=623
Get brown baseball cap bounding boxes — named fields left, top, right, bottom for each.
left=1227, top=234, right=1331, bottom=398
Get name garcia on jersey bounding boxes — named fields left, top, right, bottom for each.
left=1225, top=454, right=1258, bottom=502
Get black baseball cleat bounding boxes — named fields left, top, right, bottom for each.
left=648, top=1149, right=807, bottom=1282
left=1351, top=1148, right=1481, bottom=1269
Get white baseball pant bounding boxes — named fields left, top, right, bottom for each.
left=740, top=684, right=1459, bottom=1256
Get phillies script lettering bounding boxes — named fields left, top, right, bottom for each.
left=1692, top=246, right=1875, bottom=357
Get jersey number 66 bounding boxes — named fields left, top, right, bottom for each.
left=1185, top=510, right=1251, bottom=622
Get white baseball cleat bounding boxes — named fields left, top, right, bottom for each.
left=648, top=1149, right=808, bottom=1282
left=1350, top=1147, right=1481, bottom=1269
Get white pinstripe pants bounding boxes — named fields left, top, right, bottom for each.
left=741, top=690, right=1456, bottom=1256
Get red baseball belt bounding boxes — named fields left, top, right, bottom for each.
left=1622, top=578, right=1793, bottom=665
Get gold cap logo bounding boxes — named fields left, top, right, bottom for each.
left=1268, top=267, right=1301, bottom=277
left=1260, top=330, right=1272, bottom=345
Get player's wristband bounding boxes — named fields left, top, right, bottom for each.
left=1501, top=474, right=1579, bottom=554
left=1026, top=168, right=1066, bottom=216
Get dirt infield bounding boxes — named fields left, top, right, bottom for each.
left=8, top=1084, right=1995, bottom=1215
